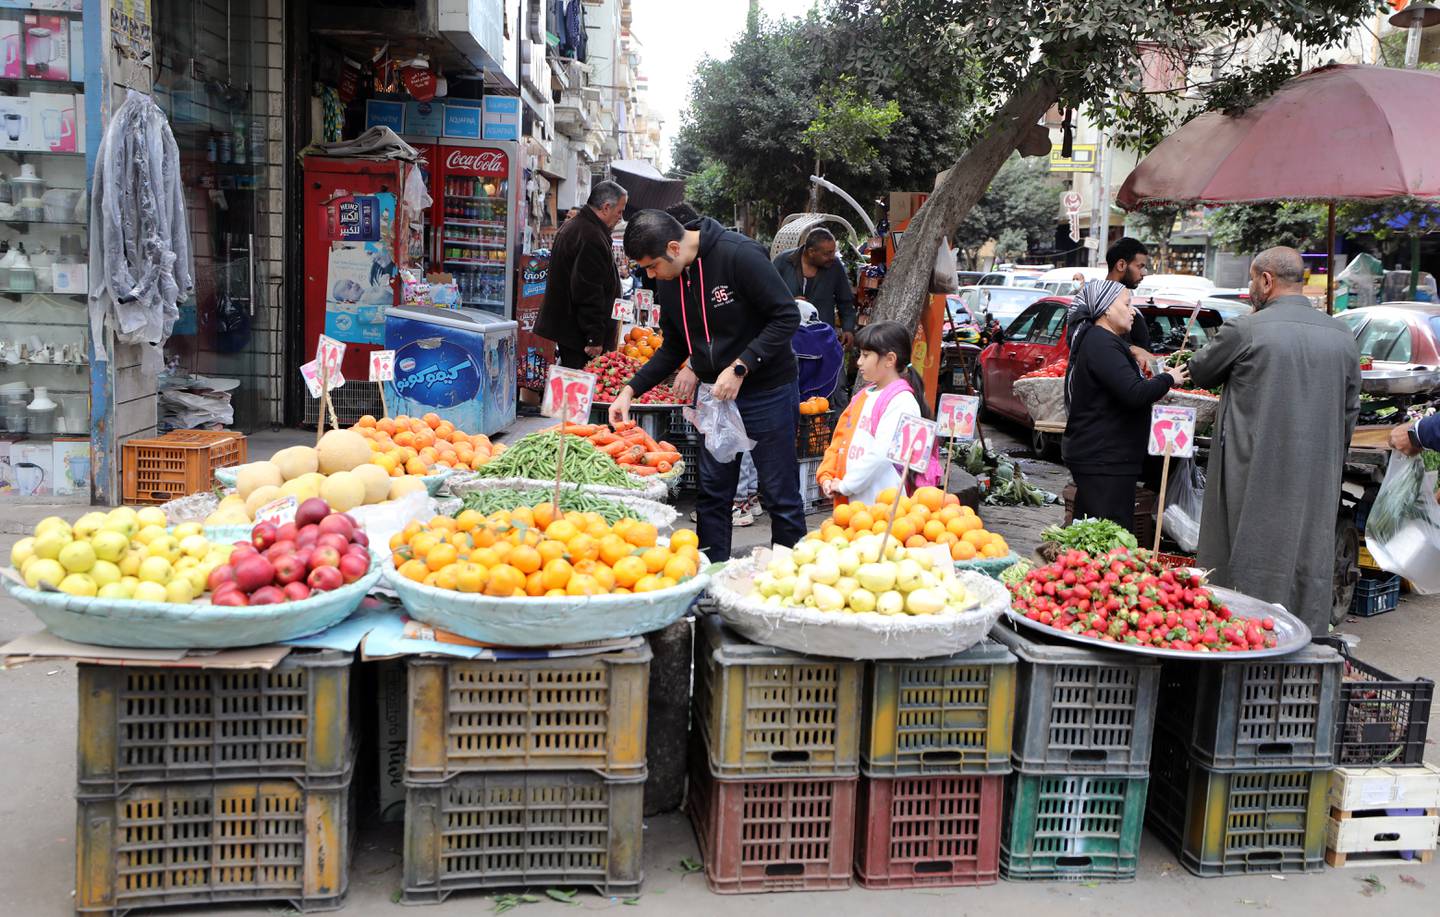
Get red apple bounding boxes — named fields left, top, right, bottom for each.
left=232, top=555, right=276, bottom=593
left=309, top=546, right=342, bottom=571
left=318, top=514, right=354, bottom=541
left=344, top=544, right=369, bottom=561
left=252, top=521, right=278, bottom=550
left=263, top=540, right=297, bottom=561
left=276, top=522, right=298, bottom=543
left=307, top=565, right=344, bottom=592
left=207, top=565, right=238, bottom=591
left=351, top=530, right=369, bottom=548
left=295, top=497, right=331, bottom=528
left=316, top=532, right=349, bottom=554
left=294, top=547, right=313, bottom=569
left=230, top=542, right=259, bottom=561
left=296, top=526, right=320, bottom=548
left=249, top=585, right=286, bottom=605
left=339, top=552, right=371, bottom=584
left=212, top=588, right=249, bottom=607
left=282, top=581, right=312, bottom=602
left=272, top=554, right=307, bottom=586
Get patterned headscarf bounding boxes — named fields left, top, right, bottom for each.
left=1064, top=279, right=1129, bottom=408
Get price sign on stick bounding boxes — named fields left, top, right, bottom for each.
left=887, top=415, right=938, bottom=472
left=1149, top=405, right=1197, bottom=458
left=316, top=335, right=346, bottom=378
left=937, top=394, right=979, bottom=441
left=369, top=349, right=396, bottom=382
left=300, top=360, right=343, bottom=398
left=611, top=298, right=634, bottom=322
left=542, top=365, right=596, bottom=423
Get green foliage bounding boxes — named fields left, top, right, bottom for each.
left=951, top=155, right=1061, bottom=267
left=1208, top=202, right=1327, bottom=253
left=1336, top=197, right=1440, bottom=243
left=801, top=76, right=902, bottom=174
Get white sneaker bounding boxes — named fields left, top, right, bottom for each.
left=689, top=502, right=755, bottom=526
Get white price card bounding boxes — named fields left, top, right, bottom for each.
left=611, top=298, right=634, bottom=322
left=887, top=414, right=939, bottom=472
left=254, top=496, right=297, bottom=526
left=299, top=360, right=343, bottom=397
left=937, top=394, right=979, bottom=441
left=316, top=334, right=346, bottom=371
left=369, top=349, right=397, bottom=382
left=1149, top=404, right=1197, bottom=458
left=541, top=364, right=597, bottom=423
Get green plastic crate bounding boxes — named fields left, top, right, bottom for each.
left=999, top=773, right=1148, bottom=882
left=860, top=641, right=1016, bottom=776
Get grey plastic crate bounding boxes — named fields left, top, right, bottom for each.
left=402, top=770, right=645, bottom=902
left=694, top=615, right=863, bottom=779
left=798, top=456, right=827, bottom=514
left=1157, top=644, right=1343, bottom=770
left=860, top=640, right=1017, bottom=777
left=991, top=623, right=1161, bottom=776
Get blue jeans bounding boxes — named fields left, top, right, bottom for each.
left=697, top=381, right=806, bottom=561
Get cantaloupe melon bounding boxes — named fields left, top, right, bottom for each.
left=388, top=476, right=427, bottom=501
left=351, top=463, right=391, bottom=504
left=244, top=485, right=282, bottom=518
left=279, top=473, right=324, bottom=502
left=272, top=446, right=319, bottom=481
left=319, top=471, right=366, bottom=513
left=316, top=430, right=371, bottom=474
left=235, top=462, right=283, bottom=499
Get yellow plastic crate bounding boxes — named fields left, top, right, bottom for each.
left=76, top=777, right=351, bottom=914
left=1358, top=545, right=1380, bottom=571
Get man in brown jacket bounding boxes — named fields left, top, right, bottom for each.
left=535, top=180, right=628, bottom=367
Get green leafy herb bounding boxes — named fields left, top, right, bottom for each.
left=545, top=889, right=579, bottom=905
left=1041, top=518, right=1139, bottom=554
left=678, top=857, right=703, bottom=874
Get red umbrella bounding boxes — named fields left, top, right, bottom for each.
left=1117, top=64, right=1440, bottom=307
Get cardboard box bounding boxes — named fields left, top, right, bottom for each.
left=51, top=260, right=85, bottom=293
left=11, top=441, right=52, bottom=496
left=22, top=13, right=68, bottom=82
left=0, top=18, right=20, bottom=80
left=29, top=90, right=75, bottom=152
left=888, top=190, right=930, bottom=223
left=376, top=659, right=408, bottom=822
left=52, top=437, right=86, bottom=495
left=0, top=631, right=292, bottom=669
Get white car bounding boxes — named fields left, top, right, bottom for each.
left=1134, top=274, right=1215, bottom=302
left=1033, top=266, right=1107, bottom=296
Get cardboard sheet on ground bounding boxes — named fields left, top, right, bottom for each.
left=0, top=631, right=291, bottom=669
left=359, top=609, right=644, bottom=660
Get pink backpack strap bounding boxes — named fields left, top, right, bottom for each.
left=866, top=379, right=915, bottom=437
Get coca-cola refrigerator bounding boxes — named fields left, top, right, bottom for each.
left=408, top=139, right=522, bottom=319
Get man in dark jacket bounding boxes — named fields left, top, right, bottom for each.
left=609, top=210, right=806, bottom=560
left=535, top=181, right=627, bottom=368
left=771, top=227, right=857, bottom=345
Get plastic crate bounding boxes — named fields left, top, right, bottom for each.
left=404, top=643, right=651, bottom=781
left=402, top=770, right=644, bottom=902
left=674, top=433, right=699, bottom=494
left=1315, top=637, right=1434, bottom=767
left=860, top=641, right=1017, bottom=777
left=797, top=456, right=828, bottom=514
left=76, top=652, right=353, bottom=794
left=990, top=623, right=1161, bottom=776
left=587, top=402, right=679, bottom=445
left=855, top=774, right=1002, bottom=888
left=999, top=773, right=1148, bottom=881
left=687, top=745, right=856, bottom=893
left=693, top=615, right=863, bottom=779
left=795, top=410, right=836, bottom=460
left=75, top=775, right=352, bottom=915
left=1358, top=544, right=1381, bottom=571
left=1351, top=574, right=1401, bottom=617
left=120, top=430, right=246, bottom=504
left=1179, top=765, right=1328, bottom=876
left=1157, top=644, right=1343, bottom=771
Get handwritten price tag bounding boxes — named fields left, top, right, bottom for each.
left=1149, top=405, right=1197, bottom=458
left=299, top=360, right=343, bottom=397
left=254, top=496, right=297, bottom=526
left=937, top=394, right=979, bottom=440
left=611, top=298, right=635, bottom=322
left=369, top=349, right=396, bottom=382
left=316, top=334, right=346, bottom=371
left=542, top=365, right=597, bottom=423
left=887, top=414, right=938, bottom=473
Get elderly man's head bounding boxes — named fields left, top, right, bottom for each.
left=1249, top=246, right=1306, bottom=307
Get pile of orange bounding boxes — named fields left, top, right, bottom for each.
left=799, top=396, right=830, bottom=415
left=808, top=485, right=1010, bottom=562
left=623, top=327, right=664, bottom=362
left=351, top=413, right=506, bottom=476
left=389, top=507, right=703, bottom=597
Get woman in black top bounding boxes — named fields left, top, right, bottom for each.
left=1062, top=280, right=1188, bottom=529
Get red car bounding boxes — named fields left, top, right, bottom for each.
left=977, top=296, right=1225, bottom=434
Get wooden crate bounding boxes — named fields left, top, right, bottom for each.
left=1326, top=810, right=1439, bottom=868
left=1329, top=764, right=1440, bottom=812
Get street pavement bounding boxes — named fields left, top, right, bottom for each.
left=1, top=420, right=1437, bottom=915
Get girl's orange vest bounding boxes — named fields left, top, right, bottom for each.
left=815, top=389, right=871, bottom=507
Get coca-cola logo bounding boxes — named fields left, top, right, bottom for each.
left=445, top=149, right=507, bottom=175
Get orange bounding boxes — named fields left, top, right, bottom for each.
left=490, top=539, right=514, bottom=561
left=426, top=543, right=459, bottom=572
left=591, top=565, right=617, bottom=592
left=455, top=562, right=487, bottom=593
left=585, top=518, right=611, bottom=539
left=657, top=576, right=678, bottom=589
left=410, top=532, right=442, bottom=559
left=875, top=488, right=898, bottom=506
left=537, top=539, right=567, bottom=565
left=820, top=522, right=843, bottom=542
left=913, top=486, right=944, bottom=513
left=675, top=544, right=701, bottom=563
left=435, top=422, right=455, bottom=440
left=525, top=571, right=546, bottom=596
left=634, top=574, right=663, bottom=593
left=472, top=527, right=498, bottom=549
left=908, top=504, right=931, bottom=523
left=531, top=502, right=558, bottom=530
left=599, top=534, right=632, bottom=567
left=509, top=544, right=542, bottom=575
left=422, top=412, right=441, bottom=429
left=624, top=522, right=658, bottom=548
left=891, top=518, right=917, bottom=544
left=484, top=564, right=524, bottom=596
left=982, top=541, right=1006, bottom=558
left=541, top=558, right=574, bottom=591
left=376, top=417, right=397, bottom=436
left=905, top=534, right=929, bottom=548
left=394, top=431, right=415, bottom=448
left=943, top=493, right=960, bottom=506
left=566, top=574, right=603, bottom=596
left=937, top=531, right=959, bottom=546
left=832, top=503, right=853, bottom=528
left=938, top=506, right=961, bottom=524
left=964, top=515, right=985, bottom=532
left=427, top=515, right=458, bottom=532
left=923, top=519, right=947, bottom=542
left=640, top=546, right=670, bottom=574
left=961, top=505, right=977, bottom=518
left=510, top=506, right=535, bottom=528
left=471, top=547, right=501, bottom=568
left=406, top=457, right=428, bottom=475
left=669, top=529, right=699, bottom=552
left=455, top=509, right=485, bottom=532
left=612, top=555, right=647, bottom=589
left=433, top=565, right=460, bottom=591
left=388, top=532, right=408, bottom=553
left=962, top=529, right=988, bottom=547
left=946, top=517, right=968, bottom=537
left=567, top=533, right=600, bottom=563
left=545, top=520, right=579, bottom=543
left=663, top=554, right=697, bottom=581
left=953, top=540, right=977, bottom=561
left=398, top=558, right=430, bottom=583
left=849, top=510, right=874, bottom=532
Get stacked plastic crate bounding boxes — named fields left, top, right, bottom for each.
left=990, top=625, right=1161, bottom=882
left=1147, top=643, right=1343, bottom=876
left=74, top=651, right=356, bottom=915
left=687, top=616, right=864, bottom=893
left=1317, top=638, right=1438, bottom=869
left=854, top=641, right=1017, bottom=888
left=400, top=643, right=652, bottom=903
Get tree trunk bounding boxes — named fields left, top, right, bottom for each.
left=874, top=75, right=1059, bottom=330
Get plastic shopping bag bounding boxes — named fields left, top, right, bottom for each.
left=684, top=383, right=756, bottom=464
left=1365, top=453, right=1440, bottom=594
left=1162, top=457, right=1205, bottom=553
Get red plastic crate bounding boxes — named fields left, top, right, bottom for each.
left=856, top=774, right=1002, bottom=888
left=688, top=745, right=856, bottom=894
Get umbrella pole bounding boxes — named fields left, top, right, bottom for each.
left=1326, top=202, right=1337, bottom=314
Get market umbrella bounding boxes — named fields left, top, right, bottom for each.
left=1116, top=64, right=1440, bottom=309
left=608, top=159, right=686, bottom=218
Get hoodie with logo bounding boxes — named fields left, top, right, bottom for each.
left=627, top=217, right=799, bottom=397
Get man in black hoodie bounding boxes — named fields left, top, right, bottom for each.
left=609, top=210, right=806, bottom=560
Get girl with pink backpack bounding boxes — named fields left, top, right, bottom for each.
left=817, top=321, right=942, bottom=505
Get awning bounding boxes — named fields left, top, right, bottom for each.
left=608, top=159, right=685, bottom=217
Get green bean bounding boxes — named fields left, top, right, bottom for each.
left=459, top=488, right=643, bottom=525
left=477, top=431, right=643, bottom=489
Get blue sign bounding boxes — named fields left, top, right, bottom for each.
left=365, top=100, right=404, bottom=132
left=482, top=96, right=521, bottom=141
left=405, top=101, right=444, bottom=136
left=443, top=102, right=483, bottom=140
left=392, top=340, right=482, bottom=407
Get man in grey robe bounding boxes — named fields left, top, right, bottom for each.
left=1188, top=247, right=1361, bottom=632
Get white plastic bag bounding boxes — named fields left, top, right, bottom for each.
left=684, top=383, right=755, bottom=464
left=1163, top=457, right=1205, bottom=553
left=931, top=237, right=959, bottom=294
left=1365, top=454, right=1440, bottom=594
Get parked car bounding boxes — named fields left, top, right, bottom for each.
left=956, top=270, right=985, bottom=287
left=1033, top=266, right=1107, bottom=296
left=943, top=295, right=982, bottom=345
left=1198, top=294, right=1252, bottom=321
left=951, top=285, right=1050, bottom=329
left=1338, top=302, right=1440, bottom=366
left=1134, top=273, right=1215, bottom=302
left=979, top=268, right=1047, bottom=287
left=977, top=297, right=1225, bottom=428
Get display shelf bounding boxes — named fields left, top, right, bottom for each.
left=444, top=258, right=507, bottom=267
left=444, top=218, right=505, bottom=229
left=0, top=218, right=86, bottom=228
left=462, top=299, right=504, bottom=308
left=0, top=151, right=85, bottom=159
left=0, top=76, right=85, bottom=90
left=442, top=239, right=505, bottom=250
left=446, top=195, right=506, bottom=202
left=0, top=289, right=86, bottom=297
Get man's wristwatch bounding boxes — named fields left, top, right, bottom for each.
left=1409, top=427, right=1423, bottom=452
left=732, top=360, right=748, bottom=378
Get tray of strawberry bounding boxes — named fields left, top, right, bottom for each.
left=1006, top=547, right=1311, bottom=659
left=584, top=351, right=684, bottom=404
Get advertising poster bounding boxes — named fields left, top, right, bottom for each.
left=515, top=253, right=552, bottom=392
left=323, top=191, right=396, bottom=344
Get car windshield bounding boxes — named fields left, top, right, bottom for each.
left=1137, top=310, right=1224, bottom=352
left=977, top=288, right=1048, bottom=321
left=1354, top=315, right=1413, bottom=362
